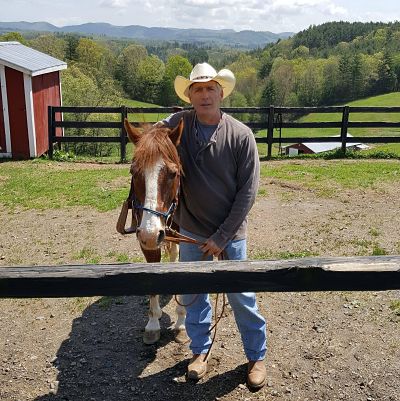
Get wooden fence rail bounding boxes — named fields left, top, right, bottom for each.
left=0, top=256, right=399, bottom=298
left=48, top=105, right=400, bottom=161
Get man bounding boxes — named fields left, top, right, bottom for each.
left=160, top=62, right=267, bottom=390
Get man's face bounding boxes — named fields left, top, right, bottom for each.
left=188, top=81, right=223, bottom=116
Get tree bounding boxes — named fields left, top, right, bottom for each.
left=374, top=51, right=397, bottom=94
left=258, top=50, right=273, bottom=79
left=187, top=47, right=209, bottom=65
left=135, top=55, right=165, bottom=104
left=64, top=34, right=80, bottom=61
left=229, top=54, right=260, bottom=106
left=160, top=55, right=192, bottom=106
left=76, top=38, right=105, bottom=70
left=259, top=79, right=277, bottom=106
left=115, top=44, right=148, bottom=99
left=29, top=34, right=66, bottom=60
left=297, top=61, right=323, bottom=106
left=0, top=32, right=28, bottom=45
left=291, top=45, right=310, bottom=59
left=337, top=53, right=353, bottom=101
left=351, top=53, right=364, bottom=99
left=269, top=59, right=295, bottom=106
left=320, top=57, right=340, bottom=105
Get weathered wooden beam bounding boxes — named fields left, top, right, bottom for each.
left=0, top=256, right=399, bottom=298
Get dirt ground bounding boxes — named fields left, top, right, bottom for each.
left=0, top=160, right=399, bottom=401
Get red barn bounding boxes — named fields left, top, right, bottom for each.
left=0, top=41, right=67, bottom=159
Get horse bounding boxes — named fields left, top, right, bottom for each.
left=117, top=118, right=187, bottom=345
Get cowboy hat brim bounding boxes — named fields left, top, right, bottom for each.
left=174, top=68, right=236, bottom=104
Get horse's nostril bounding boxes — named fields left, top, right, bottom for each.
left=157, top=230, right=165, bottom=244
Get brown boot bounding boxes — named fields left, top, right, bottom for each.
left=187, top=354, right=208, bottom=380
left=247, top=360, right=266, bottom=390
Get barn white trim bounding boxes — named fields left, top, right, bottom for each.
left=23, top=73, right=37, bottom=158
left=0, top=64, right=12, bottom=155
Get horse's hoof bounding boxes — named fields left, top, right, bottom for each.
left=143, top=330, right=160, bottom=345
left=174, top=328, right=189, bottom=344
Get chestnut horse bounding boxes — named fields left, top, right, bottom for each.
left=117, top=118, right=187, bottom=345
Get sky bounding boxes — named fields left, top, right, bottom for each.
left=1, top=0, right=400, bottom=34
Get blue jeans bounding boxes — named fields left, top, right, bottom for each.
left=179, top=228, right=267, bottom=361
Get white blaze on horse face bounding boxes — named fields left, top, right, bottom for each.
left=137, top=158, right=165, bottom=249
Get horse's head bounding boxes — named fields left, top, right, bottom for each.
left=124, top=118, right=183, bottom=251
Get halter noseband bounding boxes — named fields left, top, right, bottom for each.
left=133, top=197, right=177, bottom=221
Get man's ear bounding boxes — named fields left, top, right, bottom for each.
left=124, top=119, right=141, bottom=145
left=169, top=118, right=184, bottom=147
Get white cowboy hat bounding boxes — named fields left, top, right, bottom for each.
left=174, top=62, right=236, bottom=103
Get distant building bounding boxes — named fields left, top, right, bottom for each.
left=283, top=134, right=369, bottom=156
left=0, top=41, right=67, bottom=159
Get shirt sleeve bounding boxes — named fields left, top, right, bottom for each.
left=161, top=111, right=186, bottom=127
left=209, top=130, right=260, bottom=249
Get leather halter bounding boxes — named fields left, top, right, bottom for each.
left=116, top=175, right=203, bottom=245
left=117, top=175, right=178, bottom=232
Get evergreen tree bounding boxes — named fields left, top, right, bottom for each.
left=260, top=79, right=277, bottom=107
left=374, top=51, right=397, bottom=94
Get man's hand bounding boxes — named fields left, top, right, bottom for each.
left=200, top=238, right=223, bottom=257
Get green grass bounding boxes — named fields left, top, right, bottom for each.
left=123, top=98, right=170, bottom=122
left=390, top=300, right=400, bottom=316
left=250, top=249, right=316, bottom=260
left=261, top=159, right=400, bottom=194
left=1, top=159, right=398, bottom=211
left=0, top=160, right=130, bottom=211
left=260, top=92, right=400, bottom=157
left=372, top=244, right=388, bottom=256
left=74, top=247, right=101, bottom=264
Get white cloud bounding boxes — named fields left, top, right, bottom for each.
left=99, top=0, right=131, bottom=9
left=2, top=0, right=400, bottom=33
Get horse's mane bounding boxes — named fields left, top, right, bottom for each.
left=132, top=126, right=181, bottom=173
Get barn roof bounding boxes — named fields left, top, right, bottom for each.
left=0, top=41, right=67, bottom=76
left=287, top=134, right=368, bottom=153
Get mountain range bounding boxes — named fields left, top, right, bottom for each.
left=0, top=21, right=294, bottom=48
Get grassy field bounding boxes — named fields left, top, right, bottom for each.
left=0, top=159, right=398, bottom=211
left=123, top=98, right=170, bottom=123
left=0, top=161, right=130, bottom=211
left=256, top=92, right=400, bottom=157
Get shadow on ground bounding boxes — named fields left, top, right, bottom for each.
left=34, top=295, right=243, bottom=401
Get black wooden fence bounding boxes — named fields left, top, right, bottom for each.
left=48, top=105, right=400, bottom=162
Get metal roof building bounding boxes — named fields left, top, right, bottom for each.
left=0, top=41, right=67, bottom=159
left=284, top=134, right=369, bottom=156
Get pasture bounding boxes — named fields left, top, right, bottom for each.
left=0, top=159, right=399, bottom=401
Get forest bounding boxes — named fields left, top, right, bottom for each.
left=1, top=21, right=400, bottom=111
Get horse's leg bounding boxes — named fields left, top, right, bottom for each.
left=144, top=294, right=162, bottom=344
left=168, top=242, right=188, bottom=343
left=142, top=249, right=162, bottom=344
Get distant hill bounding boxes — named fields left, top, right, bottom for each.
left=0, top=21, right=293, bottom=49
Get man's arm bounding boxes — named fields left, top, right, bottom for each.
left=207, top=130, right=260, bottom=254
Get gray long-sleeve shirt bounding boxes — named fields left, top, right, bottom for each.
left=163, top=109, right=260, bottom=249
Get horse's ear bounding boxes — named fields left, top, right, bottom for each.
left=124, top=118, right=141, bottom=145
left=169, top=118, right=184, bottom=147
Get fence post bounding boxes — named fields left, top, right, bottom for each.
left=47, top=106, right=54, bottom=159
left=267, top=105, right=275, bottom=159
left=120, top=106, right=128, bottom=163
left=340, top=106, right=350, bottom=155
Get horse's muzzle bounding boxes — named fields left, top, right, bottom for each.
left=136, top=228, right=166, bottom=250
